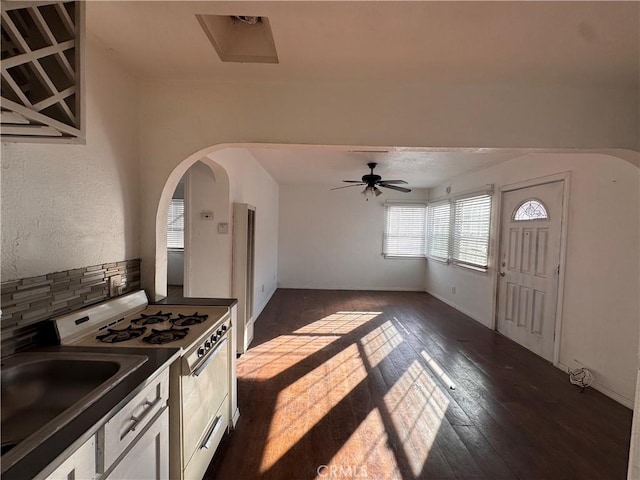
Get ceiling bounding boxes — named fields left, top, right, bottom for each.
left=88, top=1, right=638, bottom=87
left=245, top=147, right=527, bottom=188
left=86, top=1, right=639, bottom=188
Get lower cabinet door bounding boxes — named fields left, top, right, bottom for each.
left=104, top=407, right=169, bottom=480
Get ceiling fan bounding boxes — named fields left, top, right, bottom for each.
left=331, top=162, right=411, bottom=199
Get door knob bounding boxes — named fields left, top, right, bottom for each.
left=500, top=271, right=506, bottom=277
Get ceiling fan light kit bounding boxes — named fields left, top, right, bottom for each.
left=332, top=162, right=411, bottom=201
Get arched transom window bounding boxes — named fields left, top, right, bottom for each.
left=513, top=199, right=548, bottom=221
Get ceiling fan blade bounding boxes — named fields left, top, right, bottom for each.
left=331, top=183, right=365, bottom=190
left=342, top=180, right=365, bottom=183
left=378, top=180, right=408, bottom=185
left=379, top=184, right=412, bottom=193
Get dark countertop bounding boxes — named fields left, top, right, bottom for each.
left=1, top=345, right=180, bottom=480
left=153, top=295, right=238, bottom=307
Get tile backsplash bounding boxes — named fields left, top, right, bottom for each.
left=1, top=259, right=141, bottom=355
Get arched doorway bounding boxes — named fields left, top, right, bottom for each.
left=155, top=155, right=230, bottom=300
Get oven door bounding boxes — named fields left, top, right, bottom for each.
left=181, top=337, right=229, bottom=468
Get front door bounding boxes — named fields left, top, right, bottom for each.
left=497, top=181, right=564, bottom=361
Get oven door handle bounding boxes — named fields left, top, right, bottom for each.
left=200, top=414, right=224, bottom=450
left=192, top=337, right=228, bottom=377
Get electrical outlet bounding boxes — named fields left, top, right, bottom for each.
left=451, top=286, right=456, bottom=294
left=109, top=275, right=122, bottom=297
left=261, top=284, right=265, bottom=292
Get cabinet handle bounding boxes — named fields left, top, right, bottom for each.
left=200, top=415, right=224, bottom=450
left=121, top=397, right=162, bottom=440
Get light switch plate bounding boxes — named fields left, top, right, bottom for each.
left=217, top=222, right=229, bottom=234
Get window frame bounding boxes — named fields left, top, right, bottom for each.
left=451, top=194, right=492, bottom=271
left=382, top=202, right=428, bottom=259
left=167, top=198, right=185, bottom=251
left=425, top=200, right=451, bottom=263
left=425, top=186, right=493, bottom=272
left=513, top=198, right=549, bottom=221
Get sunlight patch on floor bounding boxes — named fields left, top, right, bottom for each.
left=293, top=311, right=382, bottom=335
left=384, top=359, right=450, bottom=477
left=260, top=343, right=368, bottom=473
left=240, top=312, right=380, bottom=380
left=361, top=320, right=403, bottom=368
left=239, top=334, right=339, bottom=380
left=322, top=408, right=401, bottom=480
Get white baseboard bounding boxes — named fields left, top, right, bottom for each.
left=557, top=362, right=633, bottom=409
left=276, top=285, right=426, bottom=292
left=425, top=289, right=492, bottom=328
left=253, top=286, right=276, bottom=321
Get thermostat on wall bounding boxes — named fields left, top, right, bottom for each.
left=217, top=222, right=229, bottom=234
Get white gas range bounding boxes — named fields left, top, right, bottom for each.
left=51, top=290, right=239, bottom=480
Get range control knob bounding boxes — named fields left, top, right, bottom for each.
left=217, top=329, right=223, bottom=337
left=221, top=324, right=228, bottom=332
left=205, top=341, right=212, bottom=349
left=197, top=347, right=205, bottom=358
left=210, top=333, right=218, bottom=343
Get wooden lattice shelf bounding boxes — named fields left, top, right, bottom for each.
left=1, top=1, right=84, bottom=141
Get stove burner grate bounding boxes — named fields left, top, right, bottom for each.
left=142, top=326, right=190, bottom=345
left=171, top=312, right=209, bottom=327
left=97, top=325, right=147, bottom=343
left=131, top=311, right=172, bottom=325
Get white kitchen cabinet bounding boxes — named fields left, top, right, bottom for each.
left=43, top=435, right=96, bottom=480
left=37, top=365, right=171, bottom=480
left=101, top=368, right=169, bottom=469
left=103, top=408, right=169, bottom=480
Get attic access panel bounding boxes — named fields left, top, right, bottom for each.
left=196, top=14, right=278, bottom=64
left=1, top=1, right=84, bottom=142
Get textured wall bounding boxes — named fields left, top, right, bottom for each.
left=1, top=38, right=139, bottom=282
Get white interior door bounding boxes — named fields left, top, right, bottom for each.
left=497, top=181, right=564, bottom=361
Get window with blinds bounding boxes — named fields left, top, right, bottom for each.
left=425, top=189, right=493, bottom=270
left=452, top=194, right=491, bottom=269
left=167, top=198, right=185, bottom=249
left=383, top=204, right=427, bottom=257
left=426, top=202, right=450, bottom=261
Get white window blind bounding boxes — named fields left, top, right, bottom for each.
left=426, top=202, right=451, bottom=261
left=167, top=199, right=184, bottom=249
left=383, top=204, right=427, bottom=257
left=452, top=194, right=491, bottom=269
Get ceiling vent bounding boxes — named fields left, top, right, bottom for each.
left=196, top=14, right=278, bottom=64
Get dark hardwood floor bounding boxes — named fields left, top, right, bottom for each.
left=205, top=289, right=632, bottom=480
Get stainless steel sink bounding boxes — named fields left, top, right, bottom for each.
left=1, top=351, right=147, bottom=467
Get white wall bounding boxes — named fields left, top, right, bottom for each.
left=1, top=39, right=139, bottom=281
left=184, top=160, right=231, bottom=297
left=425, top=153, right=640, bottom=406
left=278, top=185, right=427, bottom=290
left=207, top=148, right=279, bottom=318
left=136, top=79, right=638, bottom=302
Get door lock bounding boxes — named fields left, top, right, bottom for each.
left=500, top=271, right=506, bottom=277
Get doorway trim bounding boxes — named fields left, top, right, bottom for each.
left=493, top=171, right=571, bottom=366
